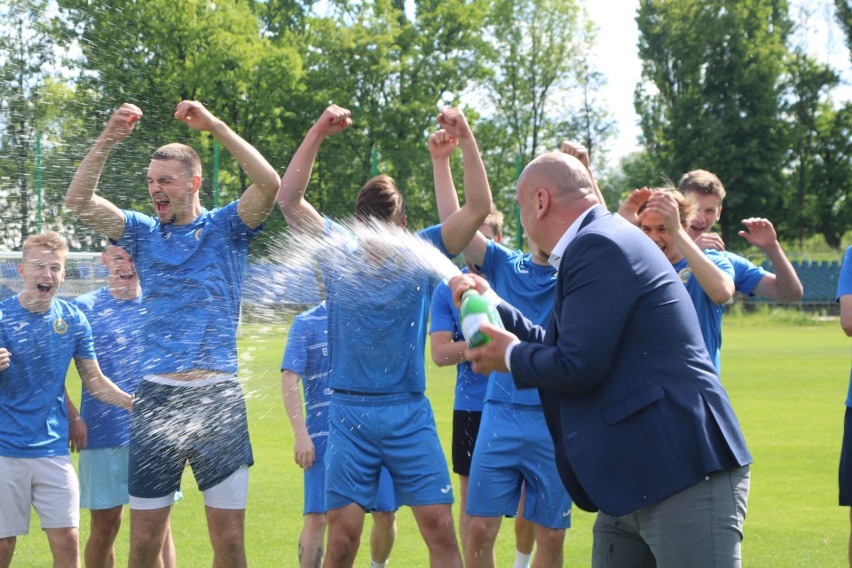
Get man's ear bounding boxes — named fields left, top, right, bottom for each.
left=536, top=188, right=551, bottom=220
left=191, top=174, right=202, bottom=193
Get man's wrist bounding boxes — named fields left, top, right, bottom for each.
left=505, top=340, right=521, bottom=372
left=482, top=288, right=501, bottom=306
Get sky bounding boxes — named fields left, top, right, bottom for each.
left=586, top=0, right=852, bottom=163
left=585, top=1, right=644, bottom=162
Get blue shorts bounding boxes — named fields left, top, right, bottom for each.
left=325, top=392, right=452, bottom=511
left=79, top=446, right=129, bottom=510
left=467, top=403, right=572, bottom=529
left=129, top=378, right=254, bottom=499
left=305, top=451, right=399, bottom=515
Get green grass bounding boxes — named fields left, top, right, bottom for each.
left=13, top=313, right=852, bottom=566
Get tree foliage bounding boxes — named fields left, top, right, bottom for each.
left=781, top=50, right=841, bottom=245
left=0, top=0, right=77, bottom=248
left=635, top=0, right=791, bottom=244
left=837, top=0, right=852, bottom=54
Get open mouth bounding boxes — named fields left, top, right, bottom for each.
left=36, top=283, right=52, bottom=293
left=153, top=196, right=170, bottom=214
left=118, top=273, right=134, bottom=281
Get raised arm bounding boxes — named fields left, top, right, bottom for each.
left=617, top=188, right=652, bottom=226
left=430, top=129, right=460, bottom=220
left=281, top=370, right=315, bottom=470
left=74, top=358, right=133, bottom=411
left=65, top=103, right=142, bottom=241
left=430, top=127, right=489, bottom=266
left=276, top=105, right=352, bottom=233
left=648, top=192, right=734, bottom=304
left=739, top=218, right=803, bottom=302
left=173, top=100, right=280, bottom=230
left=561, top=141, right=606, bottom=207
left=436, top=108, right=493, bottom=256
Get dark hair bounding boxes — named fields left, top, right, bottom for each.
left=152, top=143, right=202, bottom=177
left=355, top=175, right=405, bottom=223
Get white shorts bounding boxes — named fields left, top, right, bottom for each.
left=129, top=465, right=248, bottom=511
left=0, top=455, right=79, bottom=537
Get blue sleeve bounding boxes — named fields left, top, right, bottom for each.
left=838, top=246, right=852, bottom=301
left=112, top=210, right=155, bottom=259
left=73, top=308, right=97, bottom=361
left=417, top=225, right=452, bottom=258
left=706, top=250, right=736, bottom=280
left=480, top=240, right=515, bottom=285
left=221, top=200, right=263, bottom=245
left=725, top=252, right=767, bottom=296
left=430, top=283, right=458, bottom=334
left=281, top=316, right=308, bottom=374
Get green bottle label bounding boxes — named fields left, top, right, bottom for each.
left=462, top=313, right=491, bottom=348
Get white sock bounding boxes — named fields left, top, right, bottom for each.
left=370, top=561, right=387, bottom=568
left=513, top=550, right=532, bottom=568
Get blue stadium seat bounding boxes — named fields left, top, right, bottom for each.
left=0, top=264, right=20, bottom=279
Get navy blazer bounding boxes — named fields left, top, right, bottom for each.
left=501, top=206, right=752, bottom=517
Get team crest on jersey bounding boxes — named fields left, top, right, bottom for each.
left=678, top=267, right=693, bottom=284
left=53, top=317, right=68, bottom=335
left=194, top=228, right=204, bottom=240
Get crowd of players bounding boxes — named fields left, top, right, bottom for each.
left=1, top=99, right=849, bottom=568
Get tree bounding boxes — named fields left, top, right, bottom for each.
left=279, top=0, right=490, bottom=228
left=635, top=0, right=791, bottom=245
left=837, top=0, right=852, bottom=54
left=483, top=0, right=585, bottom=164
left=57, top=0, right=303, bottom=249
left=479, top=1, right=613, bottom=242
left=808, top=103, right=852, bottom=248
left=554, top=10, right=617, bottom=181
left=0, top=0, right=73, bottom=248
left=781, top=50, right=840, bottom=245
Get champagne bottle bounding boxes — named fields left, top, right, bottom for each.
left=459, top=289, right=505, bottom=348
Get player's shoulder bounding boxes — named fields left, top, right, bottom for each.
left=72, top=287, right=107, bottom=311
left=295, top=302, right=327, bottom=325
left=723, top=250, right=757, bottom=269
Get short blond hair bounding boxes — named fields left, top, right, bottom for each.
left=482, top=208, right=504, bottom=238
left=638, top=187, right=697, bottom=227
left=22, top=231, right=69, bottom=260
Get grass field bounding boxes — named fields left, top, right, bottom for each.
left=14, top=312, right=852, bottom=566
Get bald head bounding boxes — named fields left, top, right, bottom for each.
left=516, top=152, right=600, bottom=258
left=518, top=152, right=598, bottom=205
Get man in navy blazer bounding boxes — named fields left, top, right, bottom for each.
left=451, top=151, right=752, bottom=566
